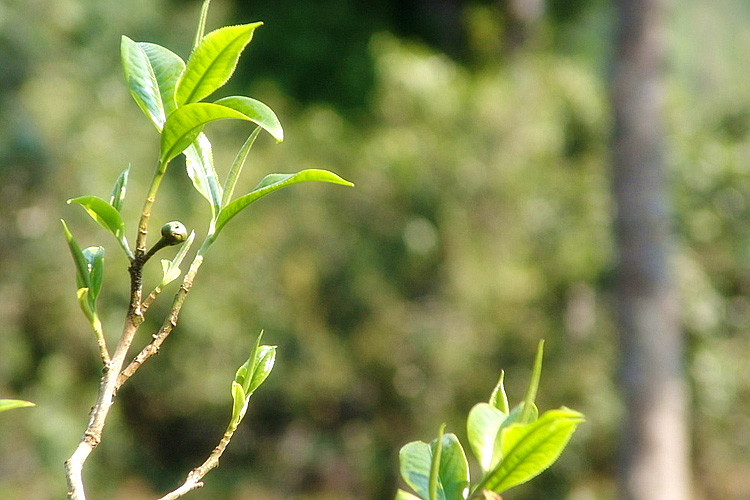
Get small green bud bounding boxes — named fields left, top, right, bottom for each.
left=161, top=221, right=188, bottom=246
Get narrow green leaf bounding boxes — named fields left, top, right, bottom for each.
left=433, top=433, right=470, bottom=500
left=399, top=441, right=436, bottom=500
left=521, top=340, right=544, bottom=424
left=67, top=196, right=125, bottom=239
left=396, top=490, right=424, bottom=500
left=160, top=102, right=255, bottom=164
left=235, top=331, right=263, bottom=390
left=478, top=408, right=584, bottom=494
left=466, top=403, right=506, bottom=472
left=109, top=165, right=130, bottom=212
left=488, top=371, right=509, bottom=414
left=222, top=126, right=261, bottom=207
left=230, top=381, right=246, bottom=427
left=61, top=220, right=91, bottom=291
left=213, top=169, right=354, bottom=238
left=0, top=399, right=35, bottom=413
left=139, top=42, right=186, bottom=118
left=176, top=22, right=262, bottom=106
left=185, top=133, right=222, bottom=216
left=193, top=0, right=212, bottom=50
left=429, top=424, right=446, bottom=500
left=81, top=246, right=104, bottom=303
left=214, top=96, right=284, bottom=143
left=121, top=36, right=165, bottom=129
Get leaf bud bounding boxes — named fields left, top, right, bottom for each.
left=161, top=221, right=188, bottom=246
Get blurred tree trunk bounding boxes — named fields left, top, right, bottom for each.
left=610, top=1, right=692, bottom=500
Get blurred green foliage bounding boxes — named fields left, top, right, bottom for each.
left=1, top=0, right=750, bottom=500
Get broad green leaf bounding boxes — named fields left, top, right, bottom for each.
left=230, top=381, right=246, bottom=427
left=160, top=102, right=258, bottom=164
left=185, top=133, right=222, bottom=216
left=61, top=220, right=91, bottom=291
left=433, top=433, right=470, bottom=500
left=399, top=441, right=436, bottom=500
left=396, top=490, right=423, bottom=500
left=488, top=371, right=509, bottom=414
left=139, top=42, right=185, bottom=118
left=81, top=246, right=104, bottom=303
left=176, top=22, right=262, bottom=106
left=491, top=402, right=538, bottom=469
left=121, top=36, right=165, bottom=129
left=246, top=345, right=276, bottom=395
left=214, top=96, right=283, bottom=143
left=67, top=196, right=125, bottom=239
left=478, top=408, right=584, bottom=494
left=109, top=165, right=130, bottom=212
left=235, top=332, right=264, bottom=390
left=213, top=169, right=354, bottom=237
left=520, top=340, right=544, bottom=424
left=0, top=399, right=35, bottom=413
left=159, top=230, right=195, bottom=288
left=222, top=126, right=261, bottom=207
left=467, top=403, right=506, bottom=472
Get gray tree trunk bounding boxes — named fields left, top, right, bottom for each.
left=610, top=1, right=692, bottom=500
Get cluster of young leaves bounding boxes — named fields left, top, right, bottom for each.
left=396, top=341, right=584, bottom=500
left=60, top=0, right=352, bottom=347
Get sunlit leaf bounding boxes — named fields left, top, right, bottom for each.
left=214, top=96, right=283, bottom=143
left=467, top=403, right=506, bottom=472
left=488, top=371, right=509, bottom=414
left=159, top=231, right=195, bottom=288
left=192, top=0, right=212, bottom=50
left=184, top=133, right=222, bottom=216
left=139, top=42, right=185, bottom=118
left=160, top=102, right=257, bottom=164
left=109, top=165, right=130, bottom=213
left=67, top=196, right=125, bottom=239
left=0, top=399, right=35, bottom=413
left=246, top=345, right=276, bottom=395
left=121, top=36, right=165, bottom=129
left=176, top=22, right=262, bottom=106
left=477, top=408, right=584, bottom=494
left=222, top=127, right=261, bottom=207
left=433, top=433, right=470, bottom=500
left=230, top=381, right=246, bottom=427
left=395, top=489, right=424, bottom=500
left=491, top=402, right=537, bottom=469
left=213, top=169, right=353, bottom=238
left=520, top=340, right=544, bottom=424
left=399, top=441, right=435, bottom=500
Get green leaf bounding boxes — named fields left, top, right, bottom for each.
left=428, top=424, right=445, bottom=500
left=229, top=381, right=246, bottom=427
left=184, top=133, right=222, bottom=217
left=213, top=169, right=354, bottom=238
left=159, top=230, right=195, bottom=288
left=121, top=36, right=165, bottom=129
left=81, top=246, right=105, bottom=303
left=222, top=127, right=261, bottom=208
left=61, top=220, right=91, bottom=291
left=176, top=22, right=262, bottom=106
left=488, top=371, right=509, bottom=414
left=467, top=403, right=507, bottom=472
left=491, top=402, right=537, bottom=469
left=399, top=441, right=436, bottom=500
left=214, top=96, right=284, bottom=143
left=160, top=102, right=256, bottom=164
left=139, top=42, right=185, bottom=118
left=477, top=408, right=584, bottom=494
left=521, top=340, right=544, bottom=424
left=0, top=399, right=35, bottom=413
left=67, top=196, right=125, bottom=239
left=109, top=165, right=130, bottom=213
left=433, top=433, right=470, bottom=500
left=246, top=345, right=276, bottom=395
left=193, top=0, right=212, bottom=50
